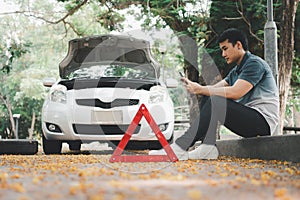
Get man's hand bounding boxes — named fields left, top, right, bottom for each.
left=180, top=77, right=202, bottom=94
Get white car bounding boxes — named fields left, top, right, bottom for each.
left=41, top=34, right=177, bottom=154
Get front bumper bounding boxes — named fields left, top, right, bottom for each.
left=42, top=101, right=174, bottom=142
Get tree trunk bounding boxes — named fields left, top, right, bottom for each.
left=278, top=0, right=299, bottom=134
left=177, top=35, right=200, bottom=122
left=0, top=94, right=16, bottom=138
left=28, top=112, right=36, bottom=142
left=177, top=35, right=199, bottom=82
left=293, top=104, right=300, bottom=127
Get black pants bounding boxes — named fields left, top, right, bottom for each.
left=175, top=96, right=271, bottom=151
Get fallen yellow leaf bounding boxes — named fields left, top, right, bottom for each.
left=187, top=190, right=201, bottom=200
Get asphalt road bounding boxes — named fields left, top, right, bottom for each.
left=0, top=145, right=299, bottom=200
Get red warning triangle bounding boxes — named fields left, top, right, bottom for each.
left=109, top=104, right=178, bottom=162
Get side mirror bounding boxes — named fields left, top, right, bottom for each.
left=165, top=78, right=178, bottom=88
left=43, top=77, right=56, bottom=87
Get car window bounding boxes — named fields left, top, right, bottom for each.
left=74, top=48, right=147, bottom=64
left=67, top=64, right=156, bottom=80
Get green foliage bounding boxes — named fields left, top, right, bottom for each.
left=0, top=37, right=31, bottom=74
left=57, top=0, right=84, bottom=11
left=95, top=10, right=125, bottom=31
left=67, top=6, right=109, bottom=36
left=291, top=5, right=300, bottom=87
left=0, top=62, right=50, bottom=139
left=13, top=97, right=44, bottom=139
left=0, top=0, right=81, bottom=138
left=291, top=57, right=300, bottom=86
left=289, top=55, right=300, bottom=115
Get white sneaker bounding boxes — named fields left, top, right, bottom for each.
left=149, top=143, right=188, bottom=161
left=188, top=144, right=219, bottom=160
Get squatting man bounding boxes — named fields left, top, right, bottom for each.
left=149, top=28, right=279, bottom=160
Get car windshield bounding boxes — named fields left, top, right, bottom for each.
left=67, top=64, right=157, bottom=80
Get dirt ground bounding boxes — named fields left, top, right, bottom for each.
left=0, top=146, right=299, bottom=200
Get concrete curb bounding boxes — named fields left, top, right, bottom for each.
left=216, top=134, right=300, bottom=163
left=0, top=139, right=38, bottom=155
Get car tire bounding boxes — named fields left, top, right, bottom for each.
left=145, top=133, right=174, bottom=150
left=109, top=134, right=174, bottom=150
left=68, top=141, right=82, bottom=151
left=42, top=134, right=62, bottom=154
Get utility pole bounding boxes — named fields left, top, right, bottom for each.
left=264, top=0, right=279, bottom=135
left=13, top=114, right=21, bottom=139
left=264, top=0, right=278, bottom=83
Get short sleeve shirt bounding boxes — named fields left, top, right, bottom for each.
left=224, top=51, right=279, bottom=135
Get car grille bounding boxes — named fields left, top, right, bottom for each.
left=72, top=124, right=140, bottom=135
left=76, top=98, right=139, bottom=109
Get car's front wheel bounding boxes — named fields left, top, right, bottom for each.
left=109, top=134, right=174, bottom=150
left=42, top=134, right=62, bottom=154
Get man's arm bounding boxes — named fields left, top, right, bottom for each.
left=212, top=79, right=229, bottom=88
left=181, top=78, right=253, bottom=100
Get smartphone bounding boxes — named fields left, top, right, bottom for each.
left=179, top=72, right=188, bottom=84
left=179, top=71, right=185, bottom=77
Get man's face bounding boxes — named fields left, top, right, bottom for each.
left=219, top=39, right=241, bottom=64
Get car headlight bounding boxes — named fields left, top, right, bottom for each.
left=50, top=85, right=67, bottom=104
left=149, top=90, right=166, bottom=104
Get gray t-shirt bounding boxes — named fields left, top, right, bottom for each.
left=224, top=51, right=279, bottom=135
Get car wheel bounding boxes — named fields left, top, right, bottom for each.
left=145, top=134, right=174, bottom=150
left=42, top=134, right=62, bottom=154
left=109, top=134, right=174, bottom=150
left=68, top=141, right=82, bottom=151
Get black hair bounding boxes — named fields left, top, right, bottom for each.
left=217, top=28, right=248, bottom=51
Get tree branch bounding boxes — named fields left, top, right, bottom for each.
left=0, top=0, right=88, bottom=25
left=64, top=21, right=83, bottom=36
left=0, top=93, right=16, bottom=138
left=236, top=0, right=263, bottom=43
left=222, top=1, right=263, bottom=43
left=222, top=17, right=243, bottom=20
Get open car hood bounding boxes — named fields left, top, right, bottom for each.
left=59, top=34, right=160, bottom=79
